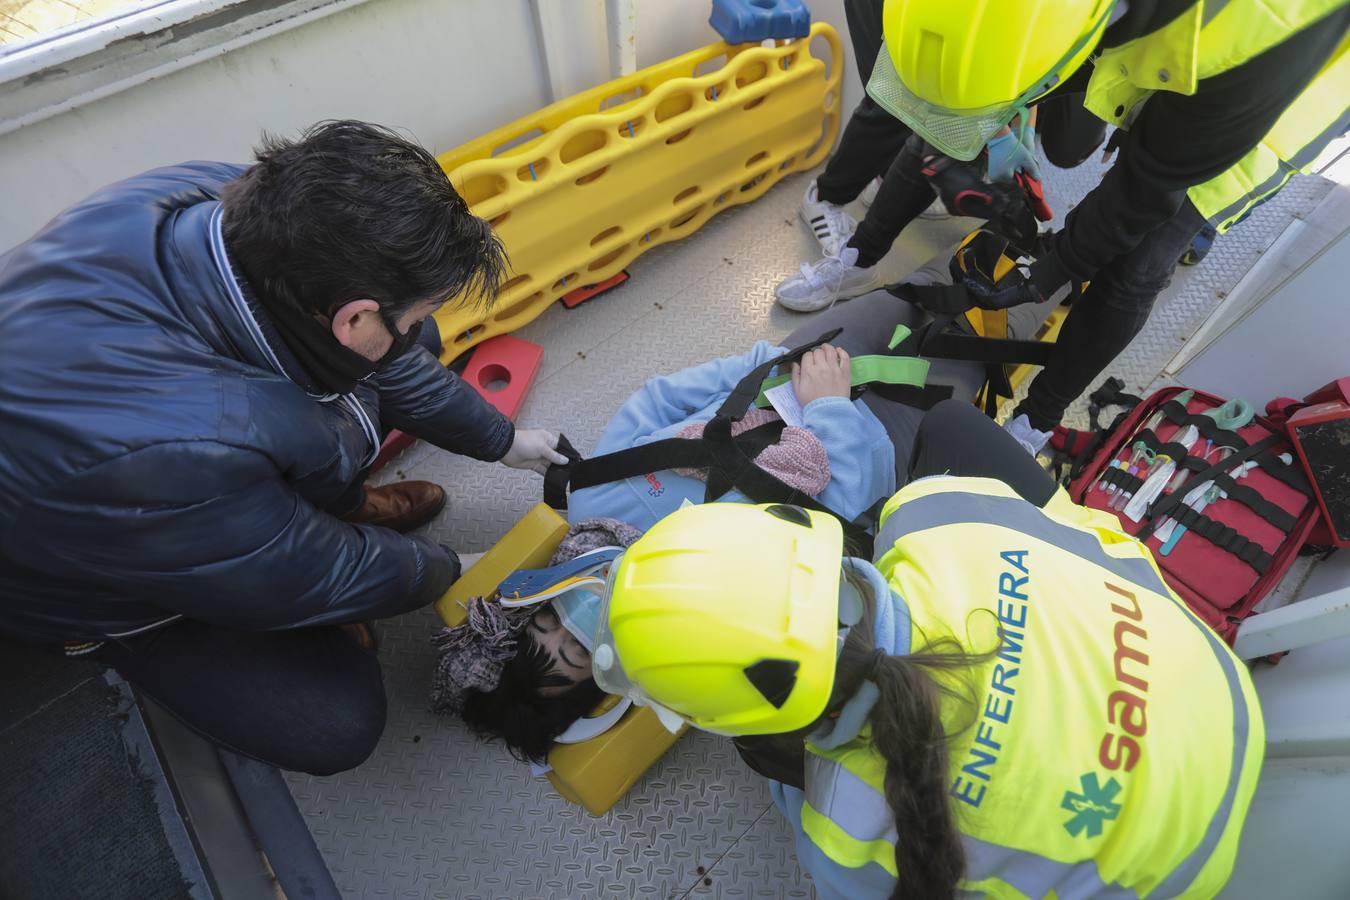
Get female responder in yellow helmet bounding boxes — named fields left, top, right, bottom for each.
left=594, top=400, right=1265, bottom=899
left=872, top=0, right=1350, bottom=449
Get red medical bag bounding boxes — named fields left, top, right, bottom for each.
left=1067, top=386, right=1320, bottom=644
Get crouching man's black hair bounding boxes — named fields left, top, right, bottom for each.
left=221, top=119, right=506, bottom=319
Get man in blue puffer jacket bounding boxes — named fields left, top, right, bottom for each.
left=0, top=121, right=566, bottom=774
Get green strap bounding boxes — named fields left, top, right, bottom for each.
left=754, top=354, right=931, bottom=408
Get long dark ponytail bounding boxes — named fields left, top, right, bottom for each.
left=817, top=572, right=992, bottom=899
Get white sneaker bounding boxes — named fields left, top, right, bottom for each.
left=1005, top=413, right=1053, bottom=458
left=775, top=246, right=880, bottom=313
left=919, top=197, right=951, bottom=220
left=799, top=180, right=857, bottom=257
left=860, top=176, right=881, bottom=207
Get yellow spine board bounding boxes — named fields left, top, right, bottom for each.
left=437, top=38, right=767, bottom=174
left=547, top=707, right=686, bottom=816
left=434, top=502, right=569, bottom=628
left=434, top=502, right=684, bottom=816
left=434, top=24, right=843, bottom=360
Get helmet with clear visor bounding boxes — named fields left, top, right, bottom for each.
left=868, top=0, right=1117, bottom=160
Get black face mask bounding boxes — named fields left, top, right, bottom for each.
left=376, top=311, right=424, bottom=368
left=259, top=297, right=425, bottom=396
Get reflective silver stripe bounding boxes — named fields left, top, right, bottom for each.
left=875, top=490, right=1172, bottom=601
left=1150, top=598, right=1252, bottom=896
left=1206, top=108, right=1350, bottom=228
left=209, top=208, right=290, bottom=383
left=342, top=394, right=382, bottom=468
left=881, top=487, right=1254, bottom=896
left=804, top=754, right=898, bottom=845
left=963, top=834, right=1137, bottom=898
left=105, top=614, right=183, bottom=638
left=1202, top=0, right=1234, bottom=26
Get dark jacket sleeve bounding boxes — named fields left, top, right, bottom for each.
left=373, top=344, right=515, bottom=462
left=10, top=441, right=458, bottom=630
left=88, top=161, right=251, bottom=208
left=1047, top=9, right=1350, bottom=284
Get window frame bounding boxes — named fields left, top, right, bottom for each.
left=0, top=0, right=374, bottom=136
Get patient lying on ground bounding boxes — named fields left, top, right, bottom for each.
left=431, top=240, right=1061, bottom=761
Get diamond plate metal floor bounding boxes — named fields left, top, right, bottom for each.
left=285, top=146, right=1334, bottom=897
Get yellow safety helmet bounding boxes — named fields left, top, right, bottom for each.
left=591, top=502, right=844, bottom=736
left=869, top=0, right=1117, bottom=160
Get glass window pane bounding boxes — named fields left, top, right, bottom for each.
left=0, top=0, right=171, bottom=50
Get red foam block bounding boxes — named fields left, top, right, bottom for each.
left=461, top=333, right=544, bottom=421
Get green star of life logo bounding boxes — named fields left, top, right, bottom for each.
left=1061, top=772, right=1122, bottom=838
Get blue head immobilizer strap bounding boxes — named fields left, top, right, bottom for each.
left=496, top=546, right=624, bottom=604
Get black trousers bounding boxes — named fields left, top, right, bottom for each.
left=905, top=398, right=1057, bottom=507
left=813, top=0, right=912, bottom=206
left=734, top=399, right=1056, bottom=788
left=91, top=621, right=387, bottom=775
left=842, top=94, right=1109, bottom=270
left=1016, top=200, right=1208, bottom=430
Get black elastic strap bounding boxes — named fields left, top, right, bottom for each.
left=1159, top=401, right=1246, bottom=450
left=1164, top=506, right=1274, bottom=574
left=886, top=308, right=1052, bottom=419
left=917, top=330, right=1055, bottom=367
left=1130, top=429, right=1202, bottom=470
left=547, top=420, right=788, bottom=510
left=1095, top=457, right=1277, bottom=572
left=892, top=280, right=978, bottom=315
left=1097, top=452, right=1298, bottom=535
left=717, top=328, right=841, bottom=421
left=1101, top=466, right=1142, bottom=493
left=1129, top=428, right=1301, bottom=534
left=1156, top=400, right=1311, bottom=494
left=544, top=434, right=584, bottom=510
left=1139, top=434, right=1283, bottom=541
left=1087, top=377, right=1143, bottom=432
left=1208, top=472, right=1299, bottom=532
left=866, top=382, right=954, bottom=410
left=544, top=327, right=876, bottom=553
left=702, top=413, right=875, bottom=557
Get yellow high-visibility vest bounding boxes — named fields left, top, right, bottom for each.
left=799, top=477, right=1265, bottom=898
left=1084, top=0, right=1349, bottom=232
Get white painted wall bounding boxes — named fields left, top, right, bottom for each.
left=1177, top=227, right=1348, bottom=401
left=0, top=0, right=857, bottom=251
left=1224, top=553, right=1350, bottom=899
left=1174, top=186, right=1350, bottom=402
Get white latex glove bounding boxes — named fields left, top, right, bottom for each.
left=501, top=428, right=569, bottom=475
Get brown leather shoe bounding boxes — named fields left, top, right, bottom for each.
left=343, top=481, right=446, bottom=532
left=338, top=622, right=380, bottom=653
